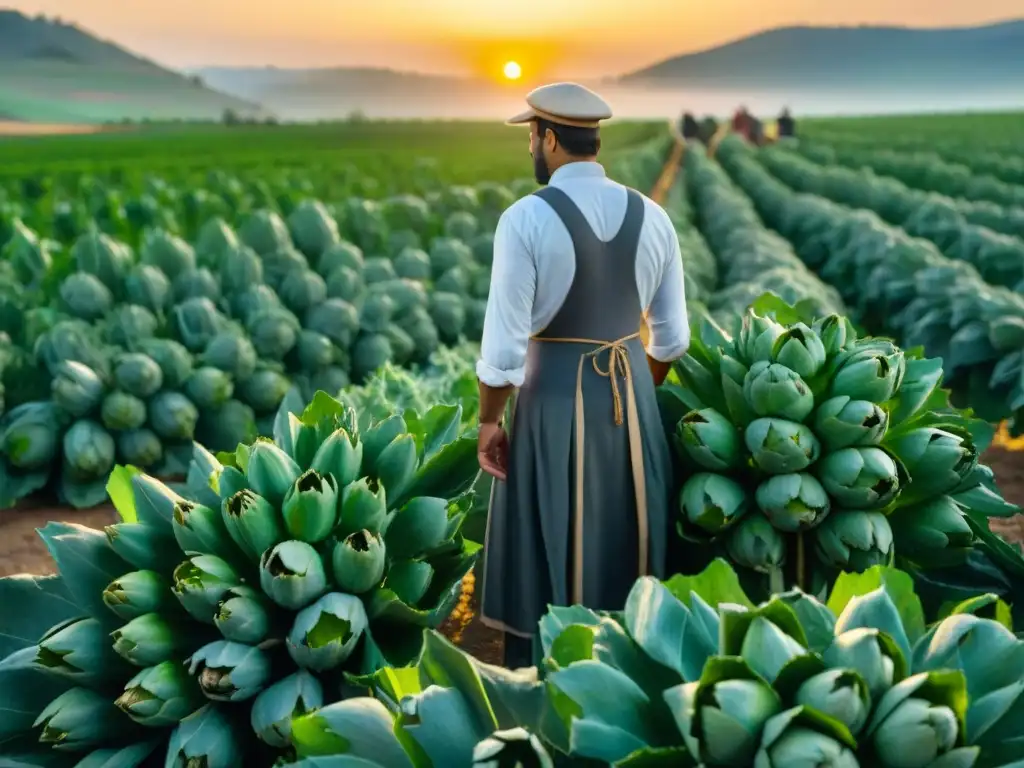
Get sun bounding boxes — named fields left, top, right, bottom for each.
left=503, top=61, right=522, bottom=80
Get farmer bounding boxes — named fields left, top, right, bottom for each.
left=681, top=111, right=700, bottom=139
left=475, top=82, right=691, bottom=668
left=778, top=107, right=796, bottom=138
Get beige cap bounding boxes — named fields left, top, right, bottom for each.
left=506, top=82, right=613, bottom=128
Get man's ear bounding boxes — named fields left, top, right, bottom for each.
left=544, top=127, right=558, bottom=152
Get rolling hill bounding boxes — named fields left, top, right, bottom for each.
left=0, top=9, right=266, bottom=123
left=620, top=19, right=1024, bottom=90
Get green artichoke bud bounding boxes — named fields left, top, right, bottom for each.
left=745, top=418, right=821, bottom=474
left=309, top=427, right=363, bottom=488
left=0, top=401, right=60, bottom=470
left=52, top=360, right=105, bottom=417
left=185, top=366, right=235, bottom=409
left=830, top=343, right=905, bottom=402
left=113, top=352, right=164, bottom=399
left=282, top=469, right=339, bottom=543
left=103, top=569, right=171, bottom=620
left=260, top=540, right=329, bottom=610
left=104, top=521, right=179, bottom=572
left=742, top=362, right=814, bottom=422
left=125, top=263, right=171, bottom=312
left=720, top=353, right=756, bottom=425
left=795, top=669, right=871, bottom=736
left=166, top=704, right=242, bottom=768
left=869, top=674, right=965, bottom=768
left=203, top=331, right=258, bottom=381
left=385, top=495, right=449, bottom=559
left=286, top=592, right=369, bottom=671
left=739, top=616, right=807, bottom=683
left=214, top=585, right=273, bottom=644
left=736, top=312, right=785, bottom=365
left=886, top=428, right=977, bottom=498
left=247, top=439, right=302, bottom=506
left=251, top=670, right=324, bottom=748
left=813, top=314, right=856, bottom=357
left=675, top=408, right=742, bottom=470
left=387, top=558, right=434, bottom=605
left=679, top=472, right=749, bottom=534
left=755, top=706, right=859, bottom=767
left=886, top=496, right=973, bottom=561
left=60, top=271, right=113, bottom=320
left=116, top=428, right=163, bottom=468
left=148, top=391, right=199, bottom=440
left=35, top=617, right=127, bottom=685
left=187, top=640, right=272, bottom=701
left=815, top=510, right=894, bottom=571
left=34, top=687, right=126, bottom=751
left=236, top=368, right=292, bottom=414
left=823, top=628, right=900, bottom=700
left=755, top=473, right=831, bottom=531
left=337, top=477, right=388, bottom=537
left=331, top=529, right=387, bottom=594
left=672, top=671, right=782, bottom=764
left=813, top=396, right=888, bottom=451
left=724, top=512, right=786, bottom=572
left=817, top=447, right=901, bottom=509
left=111, top=612, right=183, bottom=667
left=222, top=488, right=283, bottom=561
left=771, top=323, right=827, bottom=379
left=172, top=555, right=242, bottom=623
left=100, top=391, right=147, bottom=431
left=360, top=413, right=407, bottom=476
left=473, top=727, right=555, bottom=768
left=62, top=419, right=116, bottom=480
left=374, top=432, right=418, bottom=499
left=115, top=660, right=204, bottom=726
left=174, top=499, right=235, bottom=559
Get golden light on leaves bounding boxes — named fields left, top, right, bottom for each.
left=503, top=60, right=522, bottom=80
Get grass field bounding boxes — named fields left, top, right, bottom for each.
left=0, top=119, right=665, bottom=189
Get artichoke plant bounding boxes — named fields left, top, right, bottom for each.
left=663, top=298, right=1021, bottom=609
left=0, top=388, right=481, bottom=766
left=267, top=559, right=1024, bottom=768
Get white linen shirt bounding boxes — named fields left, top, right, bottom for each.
left=476, top=161, right=690, bottom=388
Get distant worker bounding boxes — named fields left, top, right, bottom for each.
left=731, top=106, right=752, bottom=141
left=778, top=107, right=796, bottom=138
left=477, top=82, right=688, bottom=669
left=680, top=111, right=700, bottom=139
left=749, top=114, right=765, bottom=146
left=697, top=116, right=719, bottom=145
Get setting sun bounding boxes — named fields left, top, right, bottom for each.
left=503, top=60, right=522, bottom=80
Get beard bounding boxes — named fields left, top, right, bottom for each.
left=533, top=151, right=552, bottom=185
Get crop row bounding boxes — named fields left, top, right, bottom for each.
left=753, top=145, right=1024, bottom=291
left=713, top=136, right=1024, bottom=432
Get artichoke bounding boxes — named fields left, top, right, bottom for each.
left=0, top=387, right=481, bottom=763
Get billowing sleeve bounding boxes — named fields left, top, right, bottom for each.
left=476, top=205, right=536, bottom=387
left=644, top=209, right=690, bottom=362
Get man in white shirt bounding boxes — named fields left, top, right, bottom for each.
left=475, top=83, right=691, bottom=668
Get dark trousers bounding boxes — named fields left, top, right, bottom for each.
left=503, top=633, right=536, bottom=669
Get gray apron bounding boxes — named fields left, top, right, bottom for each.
left=480, top=185, right=672, bottom=638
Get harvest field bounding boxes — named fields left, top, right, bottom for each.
left=4, top=114, right=1024, bottom=766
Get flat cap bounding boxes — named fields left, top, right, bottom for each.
left=506, top=82, right=613, bottom=129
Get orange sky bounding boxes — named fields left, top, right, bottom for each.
left=12, top=0, right=1022, bottom=77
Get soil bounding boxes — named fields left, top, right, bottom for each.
left=2, top=445, right=1020, bottom=668
left=0, top=121, right=108, bottom=136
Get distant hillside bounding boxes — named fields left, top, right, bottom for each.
left=195, top=66, right=526, bottom=121
left=621, top=20, right=1024, bottom=90
left=0, top=9, right=266, bottom=123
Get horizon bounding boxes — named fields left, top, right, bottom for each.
left=5, top=1, right=1022, bottom=81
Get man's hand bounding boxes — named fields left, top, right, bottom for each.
left=478, top=422, right=509, bottom=481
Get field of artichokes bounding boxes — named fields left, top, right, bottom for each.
left=0, top=385, right=482, bottom=766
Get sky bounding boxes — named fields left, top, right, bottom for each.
left=10, top=0, right=1023, bottom=78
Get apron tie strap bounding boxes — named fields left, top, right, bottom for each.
left=529, top=331, right=649, bottom=605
